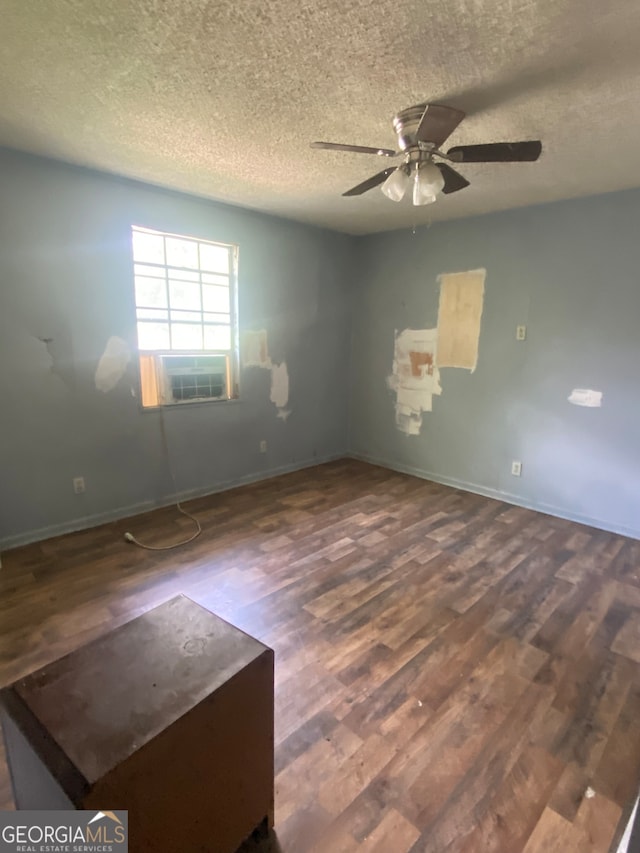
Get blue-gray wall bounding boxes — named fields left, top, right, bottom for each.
left=2, top=147, right=639, bottom=549
left=349, top=191, right=640, bottom=539
left=0, top=149, right=354, bottom=549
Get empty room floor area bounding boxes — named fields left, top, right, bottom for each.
left=1, top=459, right=639, bottom=852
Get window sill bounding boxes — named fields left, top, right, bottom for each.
left=140, top=397, right=242, bottom=412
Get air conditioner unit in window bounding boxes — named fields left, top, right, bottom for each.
left=158, top=354, right=227, bottom=404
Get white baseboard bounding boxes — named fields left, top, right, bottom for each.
left=349, top=450, right=640, bottom=541
left=4, top=449, right=637, bottom=553
left=0, top=453, right=344, bottom=552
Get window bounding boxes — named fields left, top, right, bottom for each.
left=131, top=226, right=238, bottom=407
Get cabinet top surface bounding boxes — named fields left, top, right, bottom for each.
left=7, top=595, right=271, bottom=783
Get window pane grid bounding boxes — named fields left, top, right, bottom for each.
left=132, top=227, right=234, bottom=353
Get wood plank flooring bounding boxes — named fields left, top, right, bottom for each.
left=1, top=459, right=640, bottom=852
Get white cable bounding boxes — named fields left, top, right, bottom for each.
left=123, top=502, right=201, bottom=550
left=123, top=398, right=203, bottom=551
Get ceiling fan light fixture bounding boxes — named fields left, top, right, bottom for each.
left=413, top=161, right=445, bottom=206
left=312, top=101, right=542, bottom=205
left=381, top=166, right=410, bottom=202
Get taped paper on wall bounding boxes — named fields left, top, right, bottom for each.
left=568, top=388, right=603, bottom=407
left=387, top=328, right=441, bottom=435
left=437, top=269, right=486, bottom=371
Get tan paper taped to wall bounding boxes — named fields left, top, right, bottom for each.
left=437, top=269, right=486, bottom=371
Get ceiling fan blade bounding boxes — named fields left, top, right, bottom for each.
left=436, top=163, right=470, bottom=194
left=416, top=104, right=465, bottom=147
left=311, top=141, right=397, bottom=157
left=342, top=167, right=397, bottom=196
left=447, top=141, right=542, bottom=162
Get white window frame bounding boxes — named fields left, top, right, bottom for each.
left=131, top=225, right=239, bottom=407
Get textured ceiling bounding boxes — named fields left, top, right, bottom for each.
left=2, top=1, right=640, bottom=234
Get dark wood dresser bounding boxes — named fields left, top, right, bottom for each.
left=0, top=594, right=274, bottom=852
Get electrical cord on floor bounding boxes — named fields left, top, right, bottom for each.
left=123, top=402, right=203, bottom=551
left=124, top=502, right=202, bottom=550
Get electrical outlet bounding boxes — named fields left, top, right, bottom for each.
left=259, top=440, right=267, bottom=453
left=73, top=476, right=86, bottom=494
left=516, top=325, right=527, bottom=341
left=511, top=461, right=522, bottom=477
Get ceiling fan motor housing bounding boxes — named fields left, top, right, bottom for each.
left=393, top=103, right=434, bottom=152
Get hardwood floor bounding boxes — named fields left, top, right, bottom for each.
left=1, top=459, right=640, bottom=852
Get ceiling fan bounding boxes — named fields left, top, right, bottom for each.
left=311, top=103, right=542, bottom=206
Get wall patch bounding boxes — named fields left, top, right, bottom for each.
left=36, top=330, right=76, bottom=389
left=387, top=328, right=441, bottom=435
left=243, top=329, right=291, bottom=419
left=568, top=388, right=603, bottom=407
left=437, top=269, right=486, bottom=371
left=94, top=336, right=131, bottom=392
left=270, top=361, right=290, bottom=420
left=242, top=329, right=270, bottom=368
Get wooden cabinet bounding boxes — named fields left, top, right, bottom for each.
left=1, top=595, right=274, bottom=852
